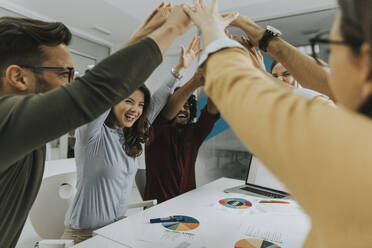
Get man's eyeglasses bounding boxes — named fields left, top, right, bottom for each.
left=309, top=31, right=349, bottom=65
left=19, top=65, right=75, bottom=83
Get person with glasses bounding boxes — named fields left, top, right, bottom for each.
left=183, top=0, right=372, bottom=246
left=18, top=65, right=75, bottom=84
left=62, top=35, right=201, bottom=244
left=144, top=67, right=219, bottom=203
left=226, top=16, right=337, bottom=103
left=234, top=34, right=332, bottom=102
left=0, top=4, right=193, bottom=247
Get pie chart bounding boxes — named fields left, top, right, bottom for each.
left=234, top=238, right=281, bottom=248
left=219, top=198, right=252, bottom=209
left=162, top=215, right=200, bottom=231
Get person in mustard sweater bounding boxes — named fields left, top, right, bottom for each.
left=184, top=0, right=372, bottom=247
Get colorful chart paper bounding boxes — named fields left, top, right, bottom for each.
left=219, top=198, right=252, bottom=209
left=234, top=238, right=281, bottom=248
left=162, top=215, right=200, bottom=231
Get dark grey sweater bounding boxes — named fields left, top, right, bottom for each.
left=0, top=38, right=162, bottom=248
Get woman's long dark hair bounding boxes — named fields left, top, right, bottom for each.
left=105, top=85, right=151, bottom=157
left=338, top=0, right=372, bottom=116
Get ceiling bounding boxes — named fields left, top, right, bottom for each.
left=0, top=0, right=338, bottom=53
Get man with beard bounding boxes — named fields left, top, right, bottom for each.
left=0, top=4, right=192, bottom=247
left=145, top=70, right=219, bottom=203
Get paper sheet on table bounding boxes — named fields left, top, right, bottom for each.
left=137, top=240, right=208, bottom=248
left=200, top=195, right=263, bottom=216
left=236, top=213, right=311, bottom=248
left=139, top=214, right=208, bottom=247
left=199, top=195, right=299, bottom=216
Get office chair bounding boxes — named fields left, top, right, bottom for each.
left=135, top=168, right=147, bottom=200
left=30, top=160, right=156, bottom=246
left=29, top=171, right=76, bottom=239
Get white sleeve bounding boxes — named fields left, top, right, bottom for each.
left=146, top=73, right=178, bottom=124
left=198, top=38, right=245, bottom=66
left=75, top=109, right=111, bottom=144
left=292, top=88, right=329, bottom=100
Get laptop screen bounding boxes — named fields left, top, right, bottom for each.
left=245, top=156, right=289, bottom=194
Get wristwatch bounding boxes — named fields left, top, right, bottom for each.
left=171, top=67, right=183, bottom=80
left=258, top=25, right=282, bottom=52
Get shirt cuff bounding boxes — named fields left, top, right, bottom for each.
left=292, top=88, right=329, bottom=100
left=198, top=38, right=245, bottom=66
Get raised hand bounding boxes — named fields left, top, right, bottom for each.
left=142, top=3, right=172, bottom=33
left=176, top=36, right=202, bottom=73
left=164, top=4, right=193, bottom=36
left=229, top=15, right=265, bottom=48
left=183, top=0, right=238, bottom=47
left=127, top=2, right=172, bottom=46
left=233, top=35, right=266, bottom=71
left=147, top=4, right=193, bottom=55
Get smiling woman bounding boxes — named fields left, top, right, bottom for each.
left=105, top=86, right=151, bottom=157
left=60, top=3, right=187, bottom=243
left=61, top=84, right=153, bottom=244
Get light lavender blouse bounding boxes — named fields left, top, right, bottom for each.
left=64, top=74, right=178, bottom=229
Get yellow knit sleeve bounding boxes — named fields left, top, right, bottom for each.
left=204, top=47, right=372, bottom=247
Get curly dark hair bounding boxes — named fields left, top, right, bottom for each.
left=173, top=87, right=197, bottom=124
left=0, top=17, right=72, bottom=89
left=105, top=86, right=151, bottom=157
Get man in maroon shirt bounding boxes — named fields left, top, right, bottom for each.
left=144, top=70, right=219, bottom=203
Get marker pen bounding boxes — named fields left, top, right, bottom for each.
left=150, top=216, right=184, bottom=223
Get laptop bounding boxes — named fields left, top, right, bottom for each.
left=224, top=155, right=290, bottom=199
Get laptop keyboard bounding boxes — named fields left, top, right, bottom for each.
left=241, top=186, right=286, bottom=198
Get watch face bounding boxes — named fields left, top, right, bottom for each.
left=267, top=25, right=282, bottom=36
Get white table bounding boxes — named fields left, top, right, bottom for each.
left=72, top=235, right=127, bottom=248
left=93, top=177, right=311, bottom=248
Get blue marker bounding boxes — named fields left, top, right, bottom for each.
left=150, top=216, right=184, bottom=224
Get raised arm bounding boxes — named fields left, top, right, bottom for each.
left=147, top=36, right=202, bottom=124
left=0, top=4, right=192, bottom=171
left=204, top=47, right=371, bottom=243
left=185, top=1, right=372, bottom=243
left=230, top=15, right=334, bottom=100
left=124, top=2, right=172, bottom=48
left=149, top=5, right=192, bottom=55
left=161, top=70, right=204, bottom=120
left=0, top=39, right=161, bottom=171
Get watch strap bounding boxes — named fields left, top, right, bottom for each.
left=259, top=30, right=276, bottom=52
left=171, top=67, right=183, bottom=80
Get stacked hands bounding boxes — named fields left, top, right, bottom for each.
left=128, top=0, right=267, bottom=71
